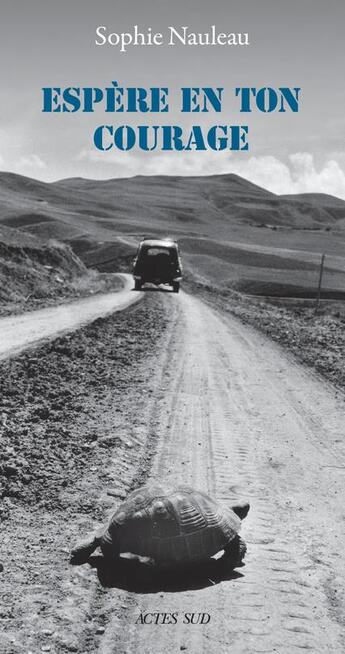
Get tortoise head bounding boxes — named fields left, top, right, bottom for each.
left=231, top=501, right=250, bottom=521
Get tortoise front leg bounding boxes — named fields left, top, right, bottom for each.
left=98, top=528, right=122, bottom=563
left=222, top=535, right=247, bottom=568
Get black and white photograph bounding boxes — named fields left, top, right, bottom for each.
left=1, top=1, right=345, bottom=652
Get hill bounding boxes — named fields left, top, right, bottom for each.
left=1, top=172, right=345, bottom=242
left=1, top=171, right=345, bottom=301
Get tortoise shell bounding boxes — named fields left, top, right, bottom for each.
left=100, top=484, right=242, bottom=565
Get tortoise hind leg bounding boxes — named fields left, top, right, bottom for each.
left=222, top=535, right=247, bottom=568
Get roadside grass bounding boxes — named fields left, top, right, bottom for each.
left=185, top=274, right=345, bottom=392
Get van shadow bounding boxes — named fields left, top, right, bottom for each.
left=86, top=554, right=244, bottom=593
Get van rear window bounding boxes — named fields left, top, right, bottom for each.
left=145, top=247, right=172, bottom=256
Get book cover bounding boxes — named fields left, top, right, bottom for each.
left=1, top=1, right=345, bottom=653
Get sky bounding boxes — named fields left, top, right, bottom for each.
left=1, top=0, right=345, bottom=197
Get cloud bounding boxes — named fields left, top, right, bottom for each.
left=76, top=148, right=232, bottom=177
left=0, top=153, right=48, bottom=179
left=232, top=153, right=345, bottom=199
left=77, top=149, right=345, bottom=200
left=3, top=145, right=345, bottom=201
left=289, top=153, right=345, bottom=198
left=17, top=154, right=48, bottom=171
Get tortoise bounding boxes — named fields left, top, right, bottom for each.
left=70, top=484, right=250, bottom=568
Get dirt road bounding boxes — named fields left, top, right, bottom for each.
left=2, top=290, right=345, bottom=653
left=87, top=291, right=344, bottom=654
left=0, top=274, right=140, bottom=359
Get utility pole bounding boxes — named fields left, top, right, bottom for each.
left=315, top=253, right=325, bottom=314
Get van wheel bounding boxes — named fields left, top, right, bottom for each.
left=172, top=282, right=180, bottom=293
left=134, top=280, right=142, bottom=290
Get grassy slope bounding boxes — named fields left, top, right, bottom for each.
left=0, top=225, right=120, bottom=315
